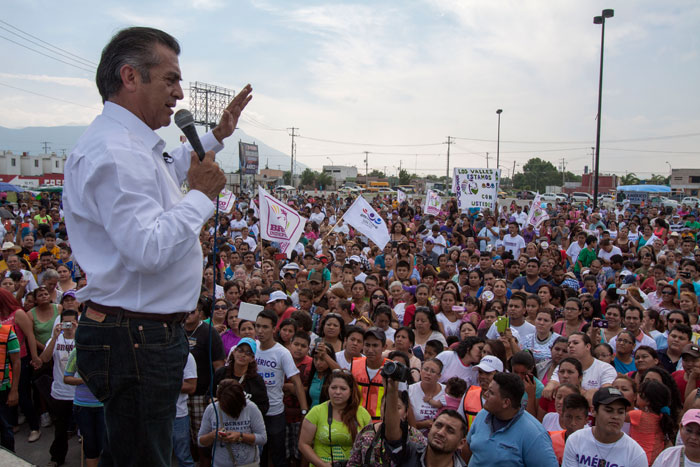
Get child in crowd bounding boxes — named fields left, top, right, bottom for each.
left=283, top=332, right=312, bottom=467
left=542, top=383, right=580, bottom=431
left=439, top=377, right=467, bottom=414
left=548, top=393, right=590, bottom=464
left=629, top=379, right=677, bottom=465
left=423, top=339, right=444, bottom=360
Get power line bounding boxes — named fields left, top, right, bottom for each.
left=0, top=81, right=100, bottom=110
left=453, top=132, right=700, bottom=145
left=0, top=34, right=95, bottom=73
left=0, top=23, right=97, bottom=69
left=0, top=20, right=97, bottom=67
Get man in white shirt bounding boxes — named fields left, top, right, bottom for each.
left=502, top=222, right=526, bottom=260
left=608, top=306, right=657, bottom=352
left=486, top=291, right=535, bottom=343
left=566, top=230, right=587, bottom=267
left=562, top=387, right=647, bottom=467
left=63, top=27, right=252, bottom=467
left=255, top=309, right=308, bottom=467
left=4, top=254, right=38, bottom=292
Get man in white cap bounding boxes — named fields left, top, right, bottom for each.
left=652, top=409, right=700, bottom=466
left=0, top=242, right=21, bottom=275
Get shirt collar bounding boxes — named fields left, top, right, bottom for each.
left=102, top=102, right=166, bottom=156
left=485, top=406, right=526, bottom=434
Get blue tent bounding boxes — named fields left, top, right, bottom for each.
left=0, top=182, right=24, bottom=192
left=616, top=184, right=670, bottom=193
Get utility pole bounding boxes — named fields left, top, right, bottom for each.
left=512, top=160, right=516, bottom=189
left=41, top=141, right=51, bottom=154
left=287, top=127, right=298, bottom=187
left=561, top=158, right=566, bottom=186
left=444, top=136, right=454, bottom=181
left=364, top=151, right=369, bottom=186
left=589, top=146, right=595, bottom=194
left=486, top=152, right=490, bottom=168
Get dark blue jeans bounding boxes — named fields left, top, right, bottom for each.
left=0, top=389, right=15, bottom=452
left=262, top=412, right=287, bottom=467
left=75, top=310, right=188, bottom=467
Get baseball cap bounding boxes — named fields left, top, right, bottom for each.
left=682, top=344, right=700, bottom=359
left=349, top=255, right=361, bottom=263
left=236, top=337, right=257, bottom=355
left=315, top=253, right=329, bottom=264
left=475, top=355, right=503, bottom=373
left=682, top=409, right=700, bottom=427
left=364, top=327, right=386, bottom=344
left=593, top=387, right=631, bottom=407
left=308, top=271, right=324, bottom=283
left=540, top=241, right=549, bottom=250
left=266, top=290, right=288, bottom=304
left=424, top=238, right=435, bottom=244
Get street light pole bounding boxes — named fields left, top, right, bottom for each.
left=496, top=109, right=503, bottom=171
left=326, top=157, right=335, bottom=189
left=592, top=9, right=614, bottom=210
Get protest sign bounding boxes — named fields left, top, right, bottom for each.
left=258, top=186, right=306, bottom=258
left=453, top=168, right=500, bottom=211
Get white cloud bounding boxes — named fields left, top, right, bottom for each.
left=0, top=73, right=94, bottom=88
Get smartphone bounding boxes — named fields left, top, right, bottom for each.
left=681, top=271, right=692, bottom=279
left=592, top=319, right=609, bottom=329
left=618, top=289, right=627, bottom=296
left=218, top=430, right=226, bottom=437
left=452, top=306, right=465, bottom=313
left=274, top=253, right=287, bottom=260
left=495, top=316, right=509, bottom=334
left=61, top=322, right=73, bottom=329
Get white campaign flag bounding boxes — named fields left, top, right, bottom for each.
left=527, top=194, right=549, bottom=228
left=258, top=186, right=306, bottom=258
left=424, top=189, right=441, bottom=216
left=397, top=189, right=406, bottom=204
left=343, top=196, right=390, bottom=250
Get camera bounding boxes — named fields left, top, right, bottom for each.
left=681, top=271, right=691, bottom=279
left=61, top=322, right=73, bottom=330
left=381, top=361, right=411, bottom=382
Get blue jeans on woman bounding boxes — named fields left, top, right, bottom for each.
left=75, top=310, right=188, bottom=467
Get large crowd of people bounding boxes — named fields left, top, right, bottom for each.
left=2, top=188, right=700, bottom=467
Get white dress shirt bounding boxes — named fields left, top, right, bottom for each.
left=63, top=102, right=221, bottom=314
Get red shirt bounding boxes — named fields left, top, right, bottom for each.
left=284, top=355, right=312, bottom=423
left=673, top=370, right=700, bottom=401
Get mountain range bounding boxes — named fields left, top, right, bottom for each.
left=0, top=124, right=305, bottom=174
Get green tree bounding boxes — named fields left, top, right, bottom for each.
left=513, top=157, right=561, bottom=192
left=300, top=168, right=316, bottom=188
left=316, top=172, right=334, bottom=189
left=282, top=171, right=291, bottom=185
left=645, top=174, right=669, bottom=185
left=619, top=173, right=640, bottom=185
left=368, top=169, right=386, bottom=178
left=398, top=169, right=412, bottom=185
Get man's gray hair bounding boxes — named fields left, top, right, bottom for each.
left=96, top=27, right=180, bottom=103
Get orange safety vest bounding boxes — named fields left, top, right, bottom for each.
left=549, top=430, right=566, bottom=465
left=0, top=325, right=12, bottom=385
left=462, top=385, right=483, bottom=430
left=351, top=356, right=387, bottom=421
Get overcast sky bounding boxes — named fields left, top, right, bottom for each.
left=1, top=0, right=699, bottom=178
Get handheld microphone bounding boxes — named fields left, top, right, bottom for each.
left=174, top=109, right=206, bottom=161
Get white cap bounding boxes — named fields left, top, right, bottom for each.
left=349, top=255, right=361, bottom=263
left=475, top=355, right=504, bottom=373
left=282, top=262, right=300, bottom=271
left=540, top=241, right=549, bottom=249
left=267, top=290, right=288, bottom=304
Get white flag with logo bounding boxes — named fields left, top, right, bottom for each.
left=527, top=194, right=549, bottom=228
left=258, top=186, right=306, bottom=258
left=424, top=189, right=441, bottom=216
left=343, top=196, right=390, bottom=250
left=397, top=189, right=406, bottom=204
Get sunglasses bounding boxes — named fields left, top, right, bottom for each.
left=372, top=295, right=385, bottom=300
left=214, top=305, right=228, bottom=310
left=662, top=291, right=675, bottom=295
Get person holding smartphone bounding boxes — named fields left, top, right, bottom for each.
left=39, top=310, right=78, bottom=467
left=670, top=261, right=700, bottom=298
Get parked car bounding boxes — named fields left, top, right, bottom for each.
left=541, top=193, right=562, bottom=203
left=682, top=197, right=700, bottom=208
left=569, top=192, right=593, bottom=203
left=517, top=190, right=537, bottom=200
left=378, top=187, right=397, bottom=195
left=497, top=191, right=508, bottom=199
left=650, top=196, right=679, bottom=210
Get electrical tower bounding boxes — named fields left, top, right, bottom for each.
left=288, top=127, right=299, bottom=187
left=444, top=136, right=454, bottom=180
left=41, top=141, right=51, bottom=154
left=189, top=82, right=234, bottom=131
